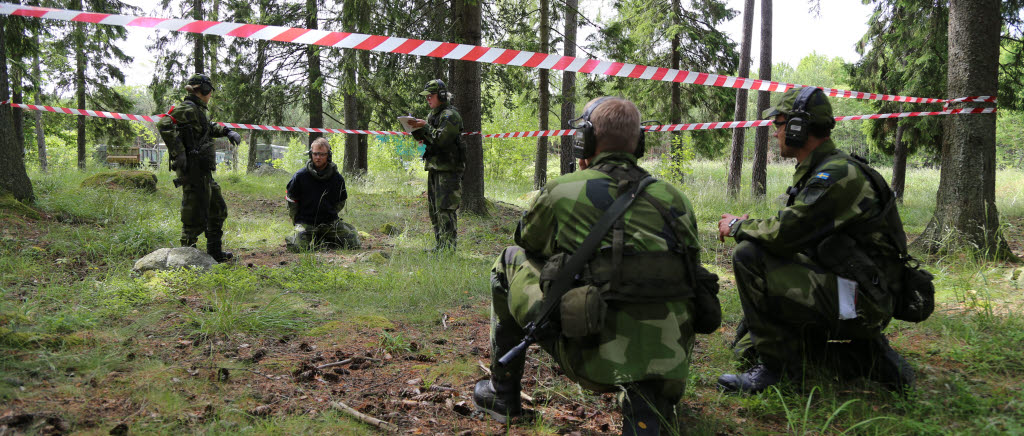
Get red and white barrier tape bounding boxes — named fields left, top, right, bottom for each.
left=5, top=101, right=995, bottom=138
left=0, top=2, right=991, bottom=105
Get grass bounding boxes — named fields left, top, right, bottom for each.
left=0, top=157, right=1022, bottom=434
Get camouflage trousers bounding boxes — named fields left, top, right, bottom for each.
left=179, top=173, right=227, bottom=250
left=285, top=220, right=361, bottom=252
left=731, top=240, right=892, bottom=371
left=489, top=246, right=687, bottom=403
left=427, top=171, right=461, bottom=250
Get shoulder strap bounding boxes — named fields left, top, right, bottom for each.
left=641, top=190, right=698, bottom=288
left=533, top=175, right=657, bottom=325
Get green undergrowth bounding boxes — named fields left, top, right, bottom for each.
left=1, top=161, right=1022, bottom=434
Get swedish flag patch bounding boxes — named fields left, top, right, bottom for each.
left=813, top=172, right=831, bottom=181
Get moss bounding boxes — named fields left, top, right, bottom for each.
left=307, top=320, right=347, bottom=336
left=350, top=314, right=394, bottom=330
left=0, top=192, right=41, bottom=220
left=0, top=312, right=32, bottom=327
left=81, top=171, right=159, bottom=193
left=0, top=327, right=92, bottom=349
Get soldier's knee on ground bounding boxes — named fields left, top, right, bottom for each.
left=733, top=240, right=764, bottom=266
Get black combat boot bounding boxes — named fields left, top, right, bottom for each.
left=473, top=379, right=522, bottom=424
left=864, top=335, right=915, bottom=392
left=621, top=382, right=672, bottom=436
left=206, top=240, right=233, bottom=262
left=717, top=363, right=782, bottom=393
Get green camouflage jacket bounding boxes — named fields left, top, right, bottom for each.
left=733, top=140, right=904, bottom=281
left=513, top=152, right=701, bottom=386
left=157, top=95, right=230, bottom=160
left=411, top=103, right=464, bottom=172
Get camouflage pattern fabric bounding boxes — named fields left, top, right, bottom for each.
left=427, top=171, right=461, bottom=250
left=493, top=152, right=701, bottom=391
left=730, top=140, right=903, bottom=369
left=285, top=220, right=361, bottom=252
left=411, top=103, right=464, bottom=172
left=179, top=178, right=227, bottom=247
left=157, top=94, right=232, bottom=249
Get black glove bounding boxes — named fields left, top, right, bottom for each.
left=226, top=129, right=242, bottom=146
left=170, top=153, right=187, bottom=172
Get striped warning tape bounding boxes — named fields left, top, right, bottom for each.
left=0, top=2, right=994, bottom=105
left=4, top=101, right=994, bottom=138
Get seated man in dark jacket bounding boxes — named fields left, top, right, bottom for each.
left=285, top=138, right=360, bottom=251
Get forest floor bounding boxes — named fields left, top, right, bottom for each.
left=1, top=164, right=1023, bottom=435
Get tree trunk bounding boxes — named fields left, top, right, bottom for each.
left=12, top=72, right=23, bottom=152
left=669, top=0, right=682, bottom=179
left=534, top=0, right=550, bottom=189
left=193, top=0, right=204, bottom=73
left=454, top=0, right=486, bottom=215
left=32, top=23, right=46, bottom=171
left=247, top=130, right=258, bottom=169
left=559, top=0, right=578, bottom=175
left=342, top=56, right=359, bottom=175
left=916, top=0, right=1015, bottom=260
left=751, top=0, right=772, bottom=197
left=306, top=0, right=323, bottom=146
left=891, top=122, right=907, bottom=202
left=246, top=39, right=268, bottom=173
left=726, top=0, right=754, bottom=197
left=75, top=18, right=86, bottom=170
left=0, top=16, right=35, bottom=201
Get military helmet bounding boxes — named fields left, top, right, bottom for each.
left=187, top=74, right=216, bottom=95
left=761, top=86, right=833, bottom=125
left=419, top=79, right=448, bottom=101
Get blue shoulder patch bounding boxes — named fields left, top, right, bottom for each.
left=813, top=172, right=831, bottom=181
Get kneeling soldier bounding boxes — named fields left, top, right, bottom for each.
left=475, top=97, right=721, bottom=435
left=285, top=138, right=361, bottom=251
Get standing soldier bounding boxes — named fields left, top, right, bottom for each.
left=408, top=79, right=465, bottom=252
left=474, top=97, right=721, bottom=435
left=717, top=86, right=918, bottom=393
left=157, top=74, right=241, bottom=262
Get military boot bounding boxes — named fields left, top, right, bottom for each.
left=717, top=363, right=782, bottom=393
left=473, top=379, right=522, bottom=424
left=864, top=335, right=915, bottom=392
left=206, top=240, right=234, bottom=262
left=621, top=382, right=672, bottom=436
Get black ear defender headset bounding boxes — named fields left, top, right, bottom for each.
left=188, top=74, right=215, bottom=96
left=569, top=97, right=647, bottom=160
left=434, top=79, right=449, bottom=102
left=785, top=86, right=828, bottom=148
left=307, top=140, right=333, bottom=162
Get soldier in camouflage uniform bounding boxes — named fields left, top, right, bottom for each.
left=285, top=138, right=361, bottom=252
left=716, top=87, right=914, bottom=393
left=157, top=74, right=241, bottom=262
left=409, top=79, right=464, bottom=252
left=475, top=98, right=720, bottom=435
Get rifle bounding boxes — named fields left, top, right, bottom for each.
left=497, top=176, right=657, bottom=366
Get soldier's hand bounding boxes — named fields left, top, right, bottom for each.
left=226, top=130, right=242, bottom=146
left=408, top=118, right=427, bottom=129
left=718, top=213, right=749, bottom=242
left=171, top=153, right=187, bottom=172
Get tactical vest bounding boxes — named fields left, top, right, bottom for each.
left=179, top=99, right=217, bottom=173
left=539, top=161, right=720, bottom=337
left=792, top=152, right=933, bottom=322
left=427, top=106, right=466, bottom=167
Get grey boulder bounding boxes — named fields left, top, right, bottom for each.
left=134, top=247, right=218, bottom=273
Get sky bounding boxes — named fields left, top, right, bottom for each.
left=115, top=0, right=874, bottom=87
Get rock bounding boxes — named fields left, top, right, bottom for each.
left=379, top=223, right=400, bottom=236
left=81, top=171, right=158, bottom=193
left=355, top=251, right=388, bottom=264
left=133, top=247, right=217, bottom=273
left=253, top=165, right=287, bottom=177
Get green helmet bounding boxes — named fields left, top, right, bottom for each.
left=418, top=79, right=448, bottom=101
left=761, top=86, right=834, bottom=128
left=187, top=74, right=216, bottom=95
